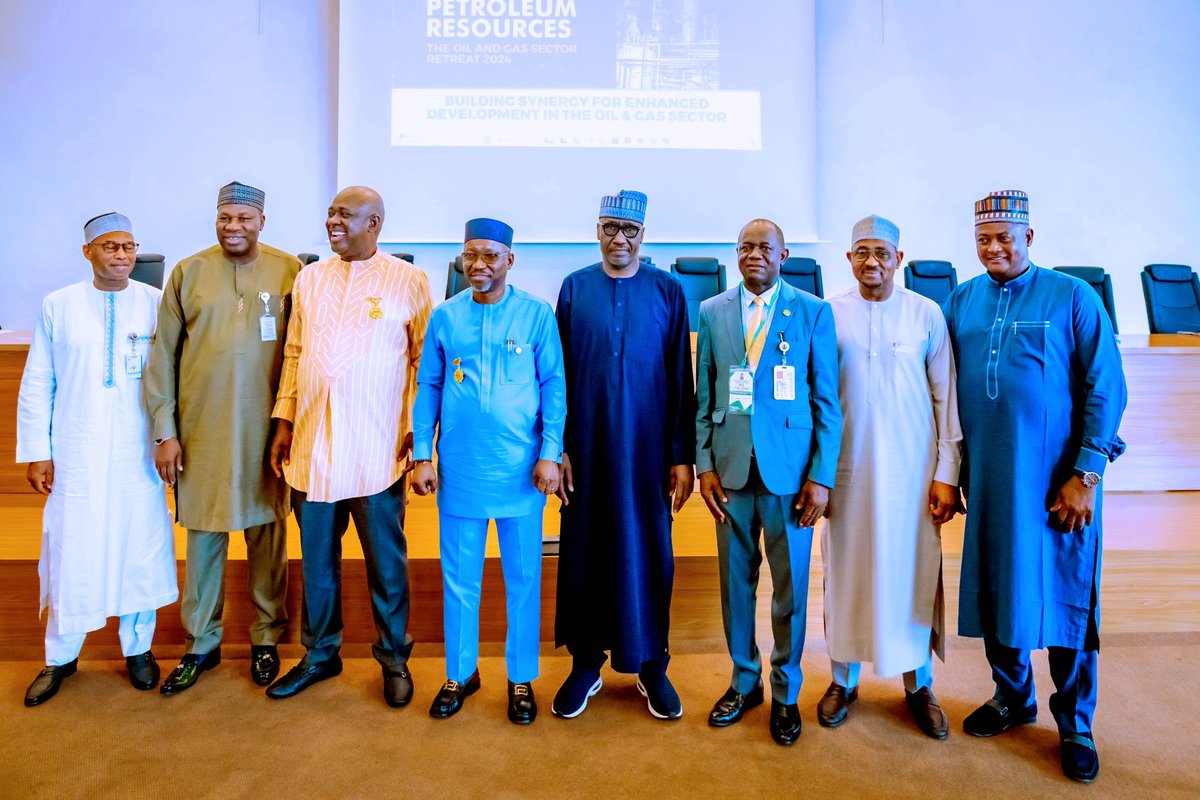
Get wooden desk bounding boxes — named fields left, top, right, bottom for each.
left=2, top=331, right=1197, bottom=493
left=0, top=331, right=33, bottom=493
left=1105, top=334, right=1200, bottom=490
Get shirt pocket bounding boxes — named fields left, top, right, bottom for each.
left=499, top=343, right=535, bottom=385
left=1009, top=320, right=1049, bottom=373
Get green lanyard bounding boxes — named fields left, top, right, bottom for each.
left=740, top=285, right=778, bottom=367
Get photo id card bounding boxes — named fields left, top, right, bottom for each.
left=728, top=366, right=754, bottom=414
left=773, top=365, right=796, bottom=400
left=260, top=315, right=278, bottom=342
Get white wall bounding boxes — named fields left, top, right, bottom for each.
left=0, top=0, right=339, bottom=327
left=2, top=0, right=1197, bottom=332
left=812, top=0, right=1200, bottom=333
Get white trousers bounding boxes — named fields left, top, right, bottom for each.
left=45, top=608, right=157, bottom=665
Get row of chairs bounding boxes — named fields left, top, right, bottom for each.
left=669, top=256, right=1200, bottom=335
left=888, top=260, right=1200, bottom=335
left=135, top=252, right=1200, bottom=334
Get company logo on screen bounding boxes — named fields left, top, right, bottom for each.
left=426, top=0, right=576, bottom=39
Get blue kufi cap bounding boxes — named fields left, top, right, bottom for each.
left=599, top=189, right=647, bottom=224
left=464, top=217, right=513, bottom=247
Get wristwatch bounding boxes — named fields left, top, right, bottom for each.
left=1074, top=470, right=1100, bottom=489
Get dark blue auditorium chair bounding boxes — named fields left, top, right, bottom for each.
left=903, top=260, right=957, bottom=304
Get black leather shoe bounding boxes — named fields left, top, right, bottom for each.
left=24, top=660, right=77, bottom=707
left=265, top=657, right=343, bottom=699
left=383, top=666, right=414, bottom=708
left=1061, top=732, right=1100, bottom=783
left=250, top=646, right=279, bottom=687
left=508, top=681, right=537, bottom=724
left=160, top=649, right=222, bottom=695
left=905, top=687, right=949, bottom=740
left=769, top=700, right=802, bottom=745
left=707, top=684, right=764, bottom=727
left=429, top=671, right=481, bottom=718
left=963, top=697, right=1037, bottom=737
left=126, top=651, right=160, bottom=690
left=816, top=682, right=858, bottom=728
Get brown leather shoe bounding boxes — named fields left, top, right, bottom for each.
left=816, top=682, right=858, bottom=727
left=905, top=687, right=949, bottom=740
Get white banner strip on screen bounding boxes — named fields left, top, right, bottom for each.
left=392, top=88, right=762, bottom=150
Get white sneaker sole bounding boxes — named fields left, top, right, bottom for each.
left=551, top=676, right=603, bottom=719
left=637, top=678, right=683, bottom=720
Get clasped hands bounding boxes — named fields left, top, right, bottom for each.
left=410, top=457, right=563, bottom=498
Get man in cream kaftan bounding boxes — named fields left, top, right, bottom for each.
left=820, top=215, right=961, bottom=739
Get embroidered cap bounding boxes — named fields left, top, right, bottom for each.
left=83, top=212, right=133, bottom=244
left=851, top=215, right=899, bottom=248
left=975, top=189, right=1029, bottom=225
left=218, top=181, right=266, bottom=211
left=599, top=189, right=647, bottom=224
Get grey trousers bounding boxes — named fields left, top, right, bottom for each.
left=181, top=518, right=289, bottom=654
left=717, top=461, right=813, bottom=704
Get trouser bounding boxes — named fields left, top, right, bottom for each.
left=717, top=461, right=813, bottom=704
left=293, top=479, right=413, bottom=672
left=985, top=635, right=1098, bottom=735
left=831, top=656, right=933, bottom=693
left=45, top=607, right=156, bottom=666
left=181, top=518, right=289, bottom=654
left=440, top=511, right=543, bottom=684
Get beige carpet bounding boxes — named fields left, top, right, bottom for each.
left=1, top=635, right=1197, bottom=799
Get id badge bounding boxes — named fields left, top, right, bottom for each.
left=125, top=353, right=143, bottom=379
left=773, top=365, right=795, bottom=401
left=728, top=366, right=754, bottom=414
left=259, top=315, right=278, bottom=342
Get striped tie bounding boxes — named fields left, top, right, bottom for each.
left=746, top=295, right=766, bottom=370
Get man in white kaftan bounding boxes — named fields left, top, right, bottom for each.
left=17, top=212, right=178, bottom=706
left=819, top=215, right=962, bottom=739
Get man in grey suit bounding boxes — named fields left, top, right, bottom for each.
left=695, top=218, right=842, bottom=745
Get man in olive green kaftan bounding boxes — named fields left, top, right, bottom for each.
left=144, top=181, right=299, bottom=693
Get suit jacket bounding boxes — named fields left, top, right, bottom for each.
left=695, top=279, right=842, bottom=495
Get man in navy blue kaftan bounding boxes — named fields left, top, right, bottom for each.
left=551, top=190, right=696, bottom=721
left=943, top=190, right=1126, bottom=783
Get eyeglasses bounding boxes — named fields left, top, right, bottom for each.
left=851, top=247, right=895, bottom=263
left=93, top=242, right=139, bottom=254
left=600, top=222, right=643, bottom=239
left=737, top=243, right=776, bottom=257
left=461, top=251, right=508, bottom=266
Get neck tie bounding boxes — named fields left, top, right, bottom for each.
left=746, top=295, right=766, bottom=370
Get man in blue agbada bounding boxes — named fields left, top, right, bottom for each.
left=943, top=190, right=1126, bottom=784
left=552, top=190, right=696, bottom=721
left=412, top=217, right=566, bottom=725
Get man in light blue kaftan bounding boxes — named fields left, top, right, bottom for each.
left=943, top=190, right=1126, bottom=783
left=412, top=218, right=566, bottom=725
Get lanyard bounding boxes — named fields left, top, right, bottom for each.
left=740, top=286, right=778, bottom=366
